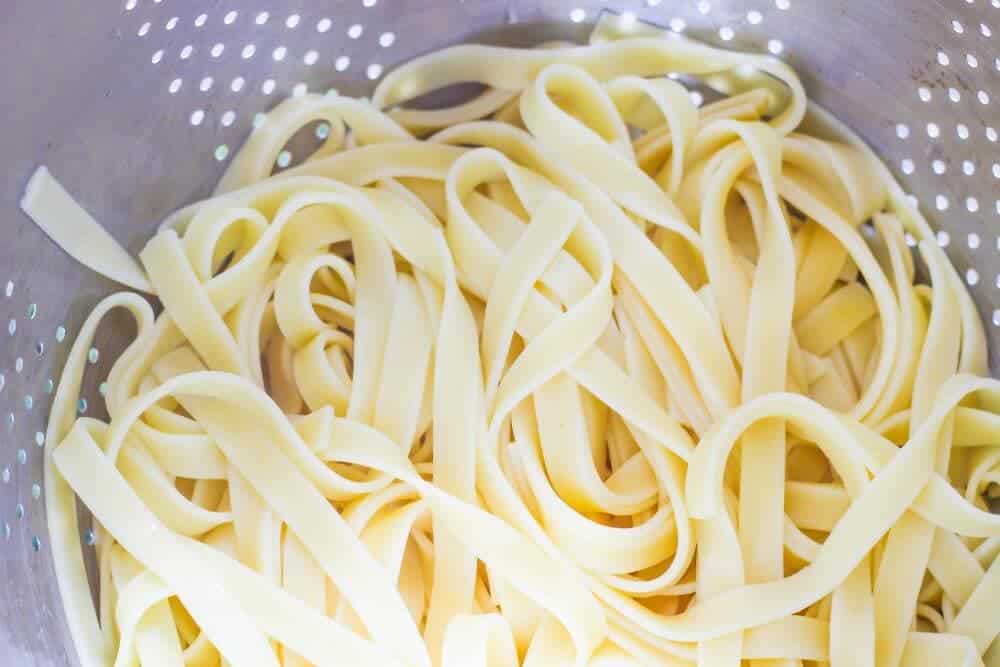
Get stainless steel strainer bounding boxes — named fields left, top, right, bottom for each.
left=2, top=0, right=999, bottom=663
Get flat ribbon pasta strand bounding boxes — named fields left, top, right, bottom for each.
left=216, top=93, right=413, bottom=194
left=374, top=37, right=806, bottom=136
left=46, top=294, right=155, bottom=667
left=21, top=168, right=152, bottom=292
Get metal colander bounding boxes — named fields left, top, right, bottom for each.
left=1, top=0, right=999, bottom=663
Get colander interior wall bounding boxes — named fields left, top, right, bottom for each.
left=2, top=0, right=999, bottom=663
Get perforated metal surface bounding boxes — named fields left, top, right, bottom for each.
left=2, top=0, right=999, bottom=663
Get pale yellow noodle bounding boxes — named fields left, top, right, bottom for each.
left=19, top=16, right=1000, bottom=667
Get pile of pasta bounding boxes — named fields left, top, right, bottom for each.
left=28, top=16, right=1000, bottom=667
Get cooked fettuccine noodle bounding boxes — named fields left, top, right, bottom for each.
left=23, top=16, right=1000, bottom=667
